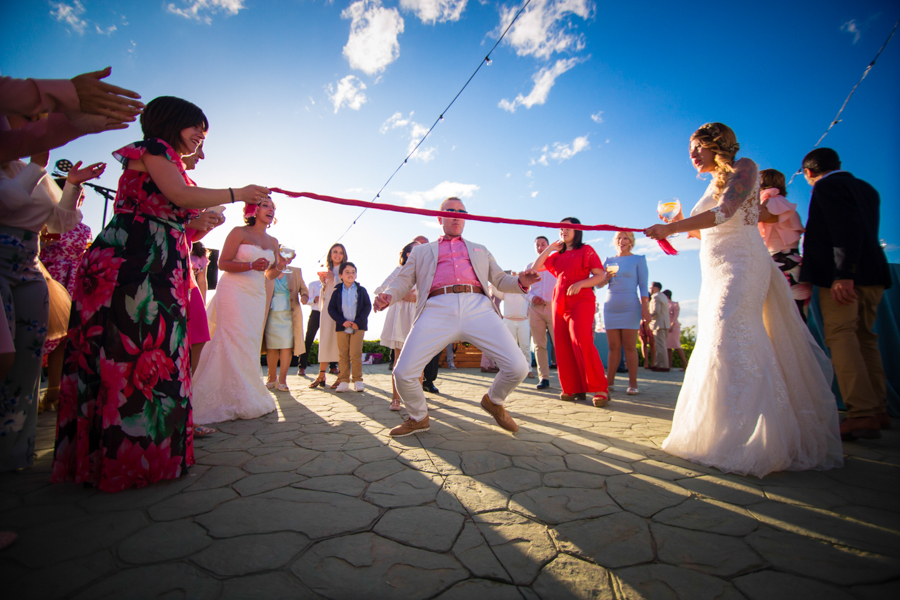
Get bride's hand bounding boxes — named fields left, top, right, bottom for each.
left=644, top=224, right=674, bottom=240
left=250, top=258, right=270, bottom=271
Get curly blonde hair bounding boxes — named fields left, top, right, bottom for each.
left=691, top=122, right=740, bottom=202
left=613, top=230, right=635, bottom=250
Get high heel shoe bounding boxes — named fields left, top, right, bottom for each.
left=308, top=376, right=326, bottom=389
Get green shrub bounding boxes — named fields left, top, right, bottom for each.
left=306, top=339, right=393, bottom=364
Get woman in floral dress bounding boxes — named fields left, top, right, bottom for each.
left=51, top=96, right=268, bottom=492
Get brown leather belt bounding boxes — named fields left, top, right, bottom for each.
left=427, top=284, right=484, bottom=299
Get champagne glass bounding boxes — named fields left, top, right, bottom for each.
left=657, top=198, right=682, bottom=238
left=279, top=245, right=296, bottom=274
left=606, top=264, right=620, bottom=276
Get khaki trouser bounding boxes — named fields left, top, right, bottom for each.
left=819, top=285, right=886, bottom=418
left=653, top=327, right=669, bottom=369
left=336, top=330, right=365, bottom=383
left=528, top=303, right=554, bottom=380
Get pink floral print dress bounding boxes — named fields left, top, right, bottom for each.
left=52, top=139, right=198, bottom=492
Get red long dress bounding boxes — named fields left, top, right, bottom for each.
left=544, top=245, right=608, bottom=396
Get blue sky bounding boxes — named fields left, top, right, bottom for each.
left=3, top=0, right=898, bottom=337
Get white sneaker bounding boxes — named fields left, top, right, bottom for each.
left=354, top=381, right=365, bottom=392
left=335, top=382, right=350, bottom=393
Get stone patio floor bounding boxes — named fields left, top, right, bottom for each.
left=2, top=365, right=899, bottom=599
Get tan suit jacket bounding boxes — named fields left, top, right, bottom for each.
left=383, top=238, right=525, bottom=322
left=649, top=292, right=670, bottom=332
left=261, top=269, right=309, bottom=356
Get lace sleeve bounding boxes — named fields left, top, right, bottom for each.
left=709, top=158, right=759, bottom=225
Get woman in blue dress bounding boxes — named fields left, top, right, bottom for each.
left=602, top=231, right=649, bottom=395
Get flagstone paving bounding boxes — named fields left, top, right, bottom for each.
left=2, top=366, right=899, bottom=599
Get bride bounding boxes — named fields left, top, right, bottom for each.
left=192, top=198, right=285, bottom=424
left=645, top=123, right=842, bottom=478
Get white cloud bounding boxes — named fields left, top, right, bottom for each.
left=380, top=111, right=436, bottom=162
left=590, top=110, right=603, bottom=123
left=166, top=0, right=245, bottom=24
left=95, top=24, right=117, bottom=35
left=400, top=0, right=467, bottom=24
left=342, top=0, right=405, bottom=76
left=531, top=191, right=539, bottom=198
left=840, top=19, right=861, bottom=44
left=327, top=75, right=368, bottom=113
left=393, top=181, right=479, bottom=208
left=50, top=1, right=88, bottom=34
left=532, top=134, right=590, bottom=166
left=497, top=0, right=592, bottom=59
left=499, top=57, right=580, bottom=112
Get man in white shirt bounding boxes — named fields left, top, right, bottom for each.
left=649, top=281, right=671, bottom=371
left=527, top=236, right=558, bottom=389
left=491, top=274, right=533, bottom=379
left=299, top=279, right=322, bottom=375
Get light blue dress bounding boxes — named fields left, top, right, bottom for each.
left=602, top=254, right=649, bottom=329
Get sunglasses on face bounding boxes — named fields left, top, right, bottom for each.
left=443, top=208, right=468, bottom=214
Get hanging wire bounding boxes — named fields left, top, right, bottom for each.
left=321, top=0, right=535, bottom=258
left=788, top=16, right=899, bottom=185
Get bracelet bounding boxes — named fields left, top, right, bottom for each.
left=229, top=188, right=235, bottom=203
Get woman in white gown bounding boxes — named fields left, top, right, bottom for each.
left=376, top=241, right=421, bottom=410
left=193, top=198, right=285, bottom=424
left=645, top=123, right=842, bottom=478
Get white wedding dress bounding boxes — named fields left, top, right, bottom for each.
left=192, top=244, right=276, bottom=425
left=663, top=158, right=843, bottom=478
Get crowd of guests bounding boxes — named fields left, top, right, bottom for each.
left=0, top=69, right=891, bottom=526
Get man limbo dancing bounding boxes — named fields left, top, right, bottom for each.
left=374, top=197, right=542, bottom=437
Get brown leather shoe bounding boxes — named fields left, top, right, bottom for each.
left=481, top=394, right=519, bottom=433
left=390, top=415, right=430, bottom=437
left=877, top=412, right=892, bottom=430
left=559, top=393, right=575, bottom=402
left=840, top=416, right=882, bottom=440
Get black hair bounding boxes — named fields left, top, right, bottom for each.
left=558, top=217, right=584, bottom=253
left=399, top=242, right=417, bottom=266
left=339, top=261, right=357, bottom=275
left=802, top=148, right=841, bottom=176
left=535, top=235, right=549, bottom=243
left=141, top=96, right=208, bottom=153
left=662, top=289, right=672, bottom=300
left=652, top=281, right=663, bottom=290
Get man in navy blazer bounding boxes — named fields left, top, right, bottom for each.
left=800, top=148, right=892, bottom=440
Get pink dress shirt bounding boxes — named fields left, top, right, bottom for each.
left=430, top=236, right=481, bottom=292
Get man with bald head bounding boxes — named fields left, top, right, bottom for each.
left=375, top=198, right=542, bottom=437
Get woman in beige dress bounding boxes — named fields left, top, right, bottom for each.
left=263, top=265, right=309, bottom=391
left=309, top=243, right=347, bottom=389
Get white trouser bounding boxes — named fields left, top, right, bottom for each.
left=394, top=293, right=529, bottom=422
left=505, top=318, right=531, bottom=369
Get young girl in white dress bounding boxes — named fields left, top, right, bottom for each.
left=192, top=198, right=286, bottom=424
left=645, top=123, right=842, bottom=478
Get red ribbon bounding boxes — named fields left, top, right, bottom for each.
left=269, top=187, right=678, bottom=256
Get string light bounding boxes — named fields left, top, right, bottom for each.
left=787, top=17, right=899, bottom=185
left=321, top=0, right=534, bottom=258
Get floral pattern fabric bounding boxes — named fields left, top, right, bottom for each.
left=52, top=138, right=198, bottom=492
left=41, top=222, right=92, bottom=356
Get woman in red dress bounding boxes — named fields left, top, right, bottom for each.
left=532, top=218, right=611, bottom=407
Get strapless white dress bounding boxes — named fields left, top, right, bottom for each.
left=192, top=244, right=276, bottom=424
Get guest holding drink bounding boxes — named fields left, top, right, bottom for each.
left=602, top=231, right=649, bottom=395
left=532, top=218, right=611, bottom=407
left=309, top=243, right=347, bottom=389
left=263, top=246, right=308, bottom=392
